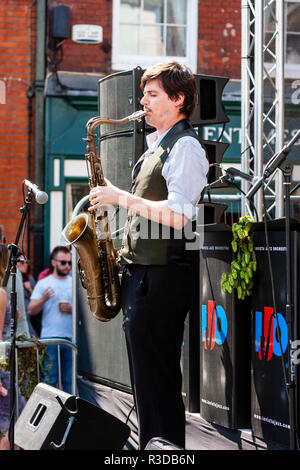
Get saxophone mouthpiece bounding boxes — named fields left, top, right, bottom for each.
left=128, top=110, right=147, bottom=122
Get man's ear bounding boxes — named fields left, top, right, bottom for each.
left=174, top=92, right=185, bottom=108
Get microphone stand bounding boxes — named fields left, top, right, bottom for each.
left=2, top=188, right=34, bottom=451
left=246, top=129, right=300, bottom=450
left=246, top=130, right=300, bottom=200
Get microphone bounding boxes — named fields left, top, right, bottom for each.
left=211, top=163, right=253, bottom=182
left=24, top=179, right=48, bottom=204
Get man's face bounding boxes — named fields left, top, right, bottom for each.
left=52, top=251, right=72, bottom=277
left=140, top=79, right=184, bottom=134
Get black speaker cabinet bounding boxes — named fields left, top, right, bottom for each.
left=199, top=224, right=251, bottom=429
left=14, top=383, right=131, bottom=450
left=76, top=249, right=131, bottom=392
left=181, top=251, right=200, bottom=413
left=250, top=219, right=300, bottom=447
left=98, top=67, right=146, bottom=146
left=191, top=75, right=229, bottom=126
left=202, top=140, right=230, bottom=189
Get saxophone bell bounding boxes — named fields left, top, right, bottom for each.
left=62, top=212, right=120, bottom=322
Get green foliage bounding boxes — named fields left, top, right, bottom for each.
left=221, top=215, right=257, bottom=300
left=0, top=335, right=50, bottom=400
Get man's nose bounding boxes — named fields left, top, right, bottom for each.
left=140, top=95, right=148, bottom=106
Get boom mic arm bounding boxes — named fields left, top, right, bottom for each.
left=212, top=163, right=253, bottom=182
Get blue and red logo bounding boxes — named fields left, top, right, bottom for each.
left=254, top=307, right=288, bottom=360
left=201, top=302, right=289, bottom=359
left=202, top=300, right=228, bottom=350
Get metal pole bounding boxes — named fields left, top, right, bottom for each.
left=33, top=0, right=46, bottom=278
left=275, top=0, right=285, bottom=218
left=254, top=0, right=264, bottom=220
left=241, top=0, right=252, bottom=216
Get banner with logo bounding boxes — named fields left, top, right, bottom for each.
left=251, top=223, right=300, bottom=447
left=199, top=225, right=251, bottom=429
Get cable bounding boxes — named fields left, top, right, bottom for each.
left=51, top=42, right=97, bottom=92
left=262, top=192, right=289, bottom=386
left=125, top=403, right=135, bottom=425
left=217, top=123, right=226, bottom=142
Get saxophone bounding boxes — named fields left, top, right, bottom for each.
left=62, top=110, right=146, bottom=322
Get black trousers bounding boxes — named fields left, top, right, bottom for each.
left=121, top=264, right=194, bottom=450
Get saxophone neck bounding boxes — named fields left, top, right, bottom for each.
left=85, top=110, right=146, bottom=134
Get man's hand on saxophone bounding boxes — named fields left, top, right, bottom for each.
left=88, top=178, right=121, bottom=209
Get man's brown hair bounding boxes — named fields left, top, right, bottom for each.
left=49, top=245, right=71, bottom=273
left=140, top=61, right=196, bottom=118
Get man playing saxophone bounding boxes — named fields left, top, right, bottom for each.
left=89, top=61, right=209, bottom=450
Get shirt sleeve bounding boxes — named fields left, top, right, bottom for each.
left=30, top=280, right=44, bottom=300
left=162, top=136, right=209, bottom=220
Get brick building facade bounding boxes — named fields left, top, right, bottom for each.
left=0, top=0, right=36, bottom=251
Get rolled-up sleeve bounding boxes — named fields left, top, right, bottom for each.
left=162, top=137, right=209, bottom=220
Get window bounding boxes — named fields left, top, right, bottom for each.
left=112, top=0, right=198, bottom=72
left=264, top=0, right=300, bottom=78
left=65, top=182, right=89, bottom=224
left=285, top=1, right=300, bottom=66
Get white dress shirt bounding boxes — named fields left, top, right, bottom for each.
left=143, top=127, right=209, bottom=220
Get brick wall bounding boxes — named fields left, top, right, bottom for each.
left=198, top=0, right=241, bottom=78
left=49, top=0, right=241, bottom=77
left=0, top=0, right=36, bottom=252
left=48, top=0, right=113, bottom=74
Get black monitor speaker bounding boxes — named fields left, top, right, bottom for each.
left=191, top=75, right=229, bottom=126
left=14, top=383, right=131, bottom=450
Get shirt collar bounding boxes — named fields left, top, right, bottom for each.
left=145, top=127, right=172, bottom=153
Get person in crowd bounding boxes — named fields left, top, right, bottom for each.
left=88, top=61, right=208, bottom=449
left=28, top=245, right=73, bottom=394
left=0, top=244, right=26, bottom=450
left=37, top=266, right=51, bottom=281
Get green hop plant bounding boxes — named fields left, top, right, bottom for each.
left=221, top=215, right=256, bottom=300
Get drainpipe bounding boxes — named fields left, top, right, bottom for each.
left=33, top=0, right=47, bottom=278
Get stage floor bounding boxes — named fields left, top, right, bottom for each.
left=77, top=377, right=286, bottom=451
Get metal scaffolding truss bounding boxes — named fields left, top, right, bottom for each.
left=241, top=0, right=285, bottom=220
